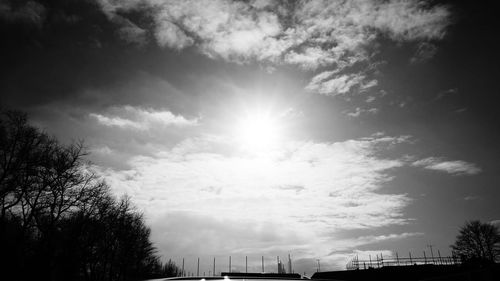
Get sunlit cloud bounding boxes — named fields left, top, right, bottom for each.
left=88, top=121, right=480, bottom=270
left=412, top=157, right=482, bottom=175
left=90, top=105, right=199, bottom=130
left=96, top=133, right=413, bottom=268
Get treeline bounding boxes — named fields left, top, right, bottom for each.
left=0, top=110, right=180, bottom=281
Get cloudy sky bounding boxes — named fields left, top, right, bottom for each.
left=1, top=0, right=499, bottom=275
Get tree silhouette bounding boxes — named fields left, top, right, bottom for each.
left=451, top=220, right=500, bottom=264
left=0, top=109, right=171, bottom=281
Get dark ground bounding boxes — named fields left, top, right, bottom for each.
left=311, top=264, right=500, bottom=281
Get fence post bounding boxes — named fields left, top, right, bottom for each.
left=409, top=252, right=412, bottom=265
left=423, top=251, right=427, bottom=264
left=396, top=252, right=399, bottom=266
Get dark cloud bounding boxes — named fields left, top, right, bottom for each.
left=410, top=42, right=438, bottom=64
left=0, top=0, right=46, bottom=26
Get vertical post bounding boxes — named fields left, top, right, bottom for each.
left=277, top=256, right=280, bottom=273
left=182, top=258, right=185, bottom=277
left=262, top=256, right=264, bottom=273
left=213, top=257, right=216, bottom=276
left=409, top=252, right=412, bottom=265
left=229, top=256, right=231, bottom=273
left=423, top=251, right=427, bottom=264
left=438, top=250, right=442, bottom=265
left=197, top=257, right=200, bottom=276
left=428, top=245, right=435, bottom=261
left=369, top=254, right=372, bottom=268
left=317, top=259, right=321, bottom=272
left=380, top=253, right=383, bottom=267
left=396, top=252, right=399, bottom=266
left=246, top=256, right=248, bottom=273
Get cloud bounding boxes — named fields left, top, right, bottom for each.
left=411, top=42, right=438, bottom=63
left=284, top=47, right=338, bottom=70
left=0, top=0, right=46, bottom=26
left=155, top=19, right=194, bottom=49
left=354, top=232, right=424, bottom=244
left=114, top=16, right=148, bottom=46
left=434, top=88, right=458, bottom=101
left=347, top=107, right=379, bottom=118
left=306, top=73, right=376, bottom=96
left=92, top=129, right=473, bottom=270
left=97, top=0, right=451, bottom=96
left=276, top=184, right=306, bottom=194
left=89, top=105, right=198, bottom=130
left=412, top=157, right=481, bottom=175
left=97, top=134, right=413, bottom=271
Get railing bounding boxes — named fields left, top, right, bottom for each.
left=346, top=252, right=461, bottom=270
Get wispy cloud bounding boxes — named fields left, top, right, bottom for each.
left=90, top=105, right=198, bottom=130
left=434, top=88, right=458, bottom=101
left=306, top=73, right=375, bottom=96
left=347, top=107, right=379, bottom=118
left=412, top=157, right=481, bottom=175
left=411, top=42, right=438, bottom=64
left=354, top=232, right=424, bottom=244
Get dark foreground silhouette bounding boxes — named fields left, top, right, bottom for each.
left=312, top=264, right=500, bottom=281
left=0, top=110, right=179, bottom=281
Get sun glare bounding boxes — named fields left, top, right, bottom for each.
left=234, top=111, right=281, bottom=152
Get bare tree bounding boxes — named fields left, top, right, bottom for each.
left=1, top=109, right=163, bottom=281
left=451, top=220, right=500, bottom=264
left=0, top=110, right=107, bottom=232
left=0, top=110, right=48, bottom=220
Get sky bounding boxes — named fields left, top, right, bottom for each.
left=1, top=0, right=500, bottom=276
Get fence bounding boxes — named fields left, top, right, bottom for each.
left=346, top=252, right=461, bottom=270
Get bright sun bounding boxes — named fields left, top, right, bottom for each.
left=234, top=111, right=281, bottom=152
